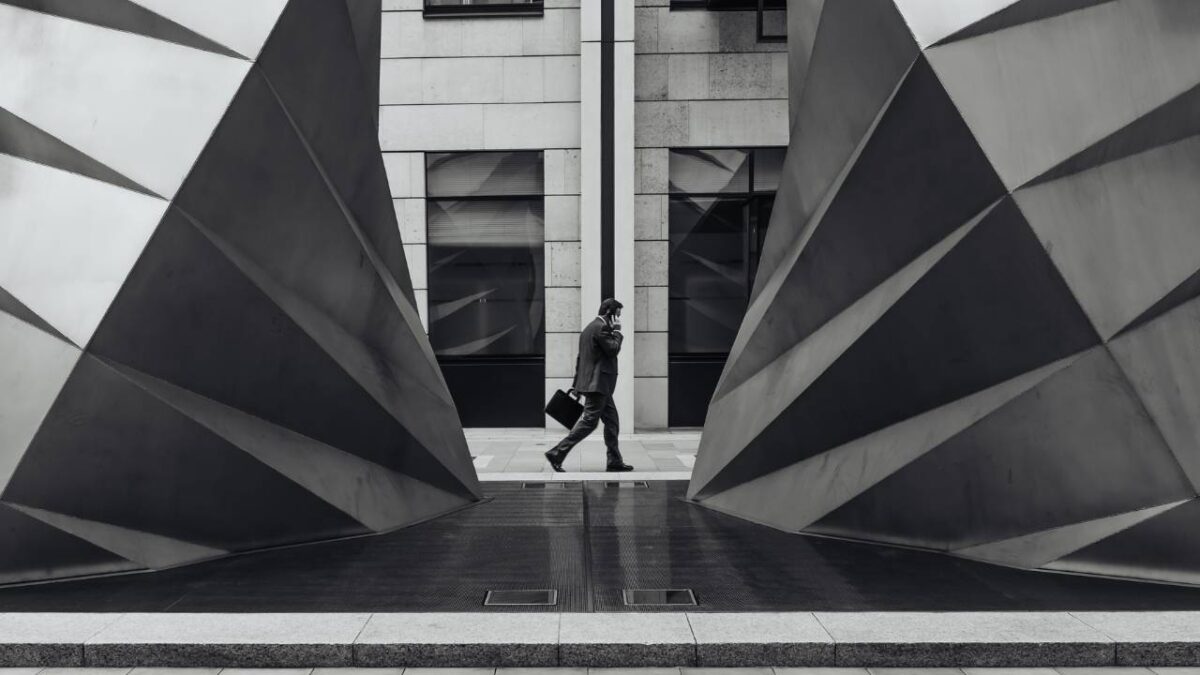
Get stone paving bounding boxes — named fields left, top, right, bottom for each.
left=466, top=428, right=700, bottom=478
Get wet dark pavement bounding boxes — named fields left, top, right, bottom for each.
left=2, top=481, right=1200, bottom=612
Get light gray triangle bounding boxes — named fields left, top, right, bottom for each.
left=955, top=500, right=1187, bottom=568
left=4, top=502, right=226, bottom=570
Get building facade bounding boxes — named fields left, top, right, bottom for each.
left=378, top=0, right=789, bottom=429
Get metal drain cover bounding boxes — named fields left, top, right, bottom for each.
left=623, top=588, right=696, bottom=606
left=604, top=480, right=648, bottom=488
left=522, top=482, right=569, bottom=489
left=485, top=589, right=558, bottom=606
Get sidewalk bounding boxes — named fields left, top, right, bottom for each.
left=3, top=611, right=1200, bottom=668
left=466, top=428, right=700, bottom=479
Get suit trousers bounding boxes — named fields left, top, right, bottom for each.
left=548, top=392, right=623, bottom=465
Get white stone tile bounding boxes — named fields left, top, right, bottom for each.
left=546, top=286, right=581, bottom=333
left=546, top=195, right=581, bottom=241
left=635, top=332, right=667, bottom=377
left=656, top=8, right=719, bottom=53
left=545, top=56, right=582, bottom=102
left=635, top=0, right=670, bottom=5
left=503, top=57, right=544, bottom=103
left=357, top=613, right=558, bottom=645
left=634, top=7, right=660, bottom=53
left=708, top=53, right=783, bottom=100
left=814, top=612, right=1111, bottom=645
left=635, top=102, right=688, bottom=147
left=548, top=241, right=582, bottom=286
left=644, top=286, right=668, bottom=332
left=546, top=332, right=581, bottom=378
left=522, top=9, right=581, bottom=56
left=393, top=198, right=426, bottom=244
left=2, top=670, right=61, bottom=675
left=667, top=54, right=709, bottom=100
left=413, top=288, right=429, bottom=333
left=0, top=613, right=123, bottom=644
left=545, top=0, right=581, bottom=7
left=422, top=58, right=504, bottom=104
left=382, top=0, right=421, bottom=9
left=545, top=149, right=567, bottom=195
left=88, top=613, right=370, bottom=645
left=634, top=194, right=667, bottom=241
left=483, top=102, right=581, bottom=150
left=379, top=104, right=484, bottom=151
left=635, top=376, right=668, bottom=430
left=382, top=152, right=425, bottom=198
left=381, top=12, right=463, bottom=58
left=771, top=51, right=789, bottom=101
left=635, top=55, right=669, bottom=102
left=635, top=240, right=668, bottom=287
left=635, top=148, right=668, bottom=194
left=634, top=287, right=649, bottom=332
left=40, top=670, right=130, bottom=675
left=460, top=18, right=526, bottom=57
left=590, top=669, right=678, bottom=675
left=1073, top=612, right=1200, bottom=642
left=688, top=613, right=832, bottom=646
left=563, top=149, right=582, bottom=193
left=559, top=613, right=694, bottom=645
left=962, top=669, right=1057, bottom=675
left=403, top=243, right=427, bottom=289
left=687, top=99, right=788, bottom=147
left=379, top=59, right=423, bottom=105
left=774, top=670, right=868, bottom=675
left=219, top=671, right=310, bottom=675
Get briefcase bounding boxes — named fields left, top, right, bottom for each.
left=545, top=388, right=583, bottom=429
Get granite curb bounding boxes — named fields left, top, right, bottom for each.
left=0, top=612, right=1196, bottom=668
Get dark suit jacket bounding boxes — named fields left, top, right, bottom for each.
left=572, top=317, right=623, bottom=396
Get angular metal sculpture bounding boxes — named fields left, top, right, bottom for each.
left=690, top=0, right=1200, bottom=585
left=0, top=0, right=481, bottom=584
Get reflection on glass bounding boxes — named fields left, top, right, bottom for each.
left=669, top=197, right=750, bottom=354
left=426, top=151, right=544, bottom=198
left=426, top=152, right=545, bottom=359
left=669, top=148, right=751, bottom=195
left=668, top=147, right=784, bottom=355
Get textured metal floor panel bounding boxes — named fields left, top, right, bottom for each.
left=2, top=481, right=1200, bottom=611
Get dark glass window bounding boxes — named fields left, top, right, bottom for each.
left=668, top=147, right=784, bottom=426
left=669, top=147, right=782, bottom=354
left=427, top=151, right=544, bottom=358
left=427, top=151, right=546, bottom=427
left=424, top=0, right=543, bottom=18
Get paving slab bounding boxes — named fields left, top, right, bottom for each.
left=130, top=669, right=221, bottom=675
left=84, top=614, right=370, bottom=668
left=964, top=669, right=1058, bottom=675
left=686, top=614, right=834, bottom=667
left=773, top=670, right=869, bottom=675
left=560, top=614, right=696, bottom=667
left=312, top=669, right=404, bottom=675
left=354, top=613, right=558, bottom=667
left=814, top=613, right=1113, bottom=667
left=1075, top=614, right=1200, bottom=666
left=0, top=614, right=125, bottom=667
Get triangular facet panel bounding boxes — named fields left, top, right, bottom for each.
left=0, top=0, right=479, bottom=585
left=0, top=0, right=243, bottom=58
left=692, top=0, right=1200, bottom=586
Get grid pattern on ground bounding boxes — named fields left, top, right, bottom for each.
left=2, top=482, right=1200, bottom=611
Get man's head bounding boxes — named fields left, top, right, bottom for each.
left=598, top=298, right=623, bottom=319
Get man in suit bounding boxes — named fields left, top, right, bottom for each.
left=545, top=298, right=634, bottom=472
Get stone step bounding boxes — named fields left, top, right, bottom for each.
left=0, top=612, right=1196, bottom=669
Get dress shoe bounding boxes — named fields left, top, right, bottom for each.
left=544, top=451, right=565, bottom=473
left=606, top=462, right=634, bottom=472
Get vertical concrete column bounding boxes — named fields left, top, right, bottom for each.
left=581, top=0, right=636, bottom=430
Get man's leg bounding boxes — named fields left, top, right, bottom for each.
left=600, top=395, right=630, bottom=470
left=546, top=393, right=603, bottom=469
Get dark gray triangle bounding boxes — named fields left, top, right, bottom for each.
left=1027, top=81, right=1200, bottom=188
left=936, top=0, right=1116, bottom=46
left=344, top=0, right=382, bottom=128
left=0, top=0, right=245, bottom=59
left=1116, top=266, right=1200, bottom=339
left=0, top=107, right=158, bottom=198
left=0, top=284, right=73, bottom=345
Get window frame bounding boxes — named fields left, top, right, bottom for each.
left=423, top=0, right=543, bottom=19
